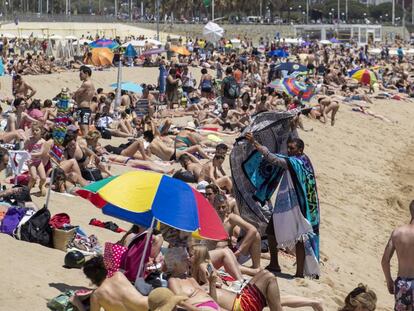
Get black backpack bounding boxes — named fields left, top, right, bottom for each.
left=19, top=205, right=53, bottom=247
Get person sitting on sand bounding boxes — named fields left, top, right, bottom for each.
left=382, top=200, right=414, bottom=311
left=7, top=98, right=39, bottom=132
left=210, top=194, right=262, bottom=271
left=13, top=74, right=36, bottom=100
left=80, top=256, right=149, bottom=311
left=339, top=284, right=376, bottom=311
left=200, top=155, right=232, bottom=193
left=94, top=106, right=134, bottom=138
left=62, top=131, right=111, bottom=180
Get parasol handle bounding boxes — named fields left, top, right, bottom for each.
left=135, top=217, right=156, bottom=282
left=44, top=164, right=57, bottom=210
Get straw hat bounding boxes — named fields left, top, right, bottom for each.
left=148, top=288, right=187, bottom=311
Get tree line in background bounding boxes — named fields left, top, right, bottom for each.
left=0, top=0, right=410, bottom=24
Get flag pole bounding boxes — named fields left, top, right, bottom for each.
left=114, top=59, right=122, bottom=116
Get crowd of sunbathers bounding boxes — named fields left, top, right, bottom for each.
left=2, top=33, right=410, bottom=310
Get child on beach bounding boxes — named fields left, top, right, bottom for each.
left=25, top=123, right=48, bottom=196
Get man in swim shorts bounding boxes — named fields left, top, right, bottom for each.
left=73, top=66, right=95, bottom=135
left=382, top=200, right=414, bottom=310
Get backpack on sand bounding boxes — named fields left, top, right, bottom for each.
left=18, top=204, right=53, bottom=247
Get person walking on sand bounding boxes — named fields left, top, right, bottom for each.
left=382, top=200, right=414, bottom=310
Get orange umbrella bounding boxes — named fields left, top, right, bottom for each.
left=170, top=46, right=191, bottom=56
left=91, top=48, right=114, bottom=66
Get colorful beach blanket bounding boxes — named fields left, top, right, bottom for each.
left=230, top=111, right=297, bottom=233
left=275, top=153, right=320, bottom=277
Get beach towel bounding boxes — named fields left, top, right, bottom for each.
left=272, top=153, right=320, bottom=277
left=0, top=207, right=28, bottom=235
left=230, top=111, right=297, bottom=233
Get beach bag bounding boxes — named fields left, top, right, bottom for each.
left=120, top=231, right=151, bottom=283
left=53, top=227, right=77, bottom=252
left=47, top=290, right=75, bottom=311
left=103, top=242, right=128, bottom=277
left=225, top=77, right=240, bottom=99
left=13, top=208, right=36, bottom=239
left=81, top=168, right=103, bottom=182
left=47, top=289, right=91, bottom=311
left=19, top=205, right=53, bottom=247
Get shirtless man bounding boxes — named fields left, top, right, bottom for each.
left=382, top=200, right=414, bottom=310
left=200, top=155, right=232, bottom=192
left=212, top=194, right=261, bottom=270
left=143, top=130, right=208, bottom=162
left=120, top=90, right=131, bottom=112
left=13, top=74, right=36, bottom=100
left=80, top=256, right=148, bottom=311
left=306, top=50, right=315, bottom=75
left=73, top=66, right=95, bottom=135
left=178, top=154, right=203, bottom=183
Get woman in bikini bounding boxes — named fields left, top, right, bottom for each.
left=62, top=131, right=111, bottom=181
left=166, top=247, right=323, bottom=311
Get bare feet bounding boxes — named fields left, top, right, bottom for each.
left=28, top=179, right=36, bottom=190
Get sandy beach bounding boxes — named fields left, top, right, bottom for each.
left=0, top=66, right=413, bottom=311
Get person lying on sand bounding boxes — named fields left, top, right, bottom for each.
left=143, top=130, right=208, bottom=162
left=79, top=256, right=149, bottom=311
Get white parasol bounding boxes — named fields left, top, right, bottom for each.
left=368, top=48, right=381, bottom=54
left=65, top=35, right=77, bottom=40
left=121, top=40, right=146, bottom=48
left=146, top=38, right=162, bottom=46
left=203, top=21, right=224, bottom=42
left=319, top=40, right=333, bottom=45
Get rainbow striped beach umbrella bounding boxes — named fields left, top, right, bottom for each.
left=76, top=171, right=228, bottom=241
left=268, top=78, right=315, bottom=101
left=89, top=39, right=120, bottom=50
left=351, top=69, right=377, bottom=85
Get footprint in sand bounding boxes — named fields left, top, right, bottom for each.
left=295, top=278, right=308, bottom=287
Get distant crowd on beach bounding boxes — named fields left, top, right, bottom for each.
left=1, top=30, right=414, bottom=311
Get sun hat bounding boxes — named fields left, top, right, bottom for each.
left=196, top=181, right=209, bottom=194
left=148, top=287, right=187, bottom=311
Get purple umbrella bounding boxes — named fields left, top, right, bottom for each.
left=142, top=48, right=166, bottom=56
left=330, top=37, right=340, bottom=44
